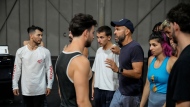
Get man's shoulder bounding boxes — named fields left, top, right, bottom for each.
left=72, top=55, right=90, bottom=69
left=39, top=46, right=50, bottom=53
left=97, top=47, right=103, bottom=52
left=16, top=46, right=26, bottom=53
left=131, top=41, right=142, bottom=48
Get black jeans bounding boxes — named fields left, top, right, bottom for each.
left=23, top=94, right=45, bottom=107
left=94, top=88, right=115, bottom=107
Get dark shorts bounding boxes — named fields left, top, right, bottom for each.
left=94, top=88, right=115, bottom=107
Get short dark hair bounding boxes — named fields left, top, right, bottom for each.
left=69, top=13, right=97, bottom=37
left=167, top=3, right=190, bottom=34
left=152, top=22, right=162, bottom=32
left=96, top=26, right=112, bottom=37
left=27, top=25, right=43, bottom=34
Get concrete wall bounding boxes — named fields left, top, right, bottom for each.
left=0, top=0, right=189, bottom=57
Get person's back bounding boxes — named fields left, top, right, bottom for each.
left=55, top=13, right=97, bottom=107
left=56, top=51, right=81, bottom=106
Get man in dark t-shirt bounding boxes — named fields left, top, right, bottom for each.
left=166, top=3, right=190, bottom=107
left=107, top=18, right=144, bottom=107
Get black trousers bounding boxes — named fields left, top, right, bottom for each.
left=94, top=88, right=115, bottom=107
left=22, top=94, right=45, bottom=107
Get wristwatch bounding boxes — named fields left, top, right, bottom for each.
left=118, top=68, right=123, bottom=74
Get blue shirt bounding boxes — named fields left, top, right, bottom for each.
left=148, top=57, right=169, bottom=94
left=119, top=40, right=144, bottom=96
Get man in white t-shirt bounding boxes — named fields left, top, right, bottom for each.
left=91, top=26, right=119, bottom=107
left=12, top=25, right=54, bottom=107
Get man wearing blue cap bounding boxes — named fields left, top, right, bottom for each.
left=106, top=18, right=144, bottom=107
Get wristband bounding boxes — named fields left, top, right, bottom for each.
left=117, top=68, right=123, bottom=74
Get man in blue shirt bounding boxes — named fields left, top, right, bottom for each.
left=107, top=18, right=144, bottom=107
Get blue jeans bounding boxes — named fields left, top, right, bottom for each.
left=148, top=90, right=166, bottom=107
left=94, top=88, right=115, bottom=107
left=110, top=89, right=140, bottom=107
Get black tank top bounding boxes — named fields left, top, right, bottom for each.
left=55, top=51, right=81, bottom=107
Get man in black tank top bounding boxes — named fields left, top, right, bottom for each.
left=55, top=13, right=97, bottom=107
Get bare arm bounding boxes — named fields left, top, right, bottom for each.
left=91, top=73, right=95, bottom=100
left=167, top=56, right=177, bottom=73
left=55, top=74, right=61, bottom=98
left=72, top=56, right=92, bottom=107
left=140, top=56, right=154, bottom=107
left=176, top=101, right=190, bottom=107
left=140, top=78, right=150, bottom=107
left=121, top=62, right=143, bottom=79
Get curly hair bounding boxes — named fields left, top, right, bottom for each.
left=69, top=13, right=97, bottom=37
left=149, top=31, right=173, bottom=57
left=167, top=3, right=190, bottom=34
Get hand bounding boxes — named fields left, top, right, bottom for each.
left=46, top=88, right=51, bottom=96
left=110, top=45, right=120, bottom=55
left=91, top=88, right=94, bottom=100
left=105, top=58, right=118, bottom=73
left=13, top=89, right=19, bottom=96
left=162, top=102, right=166, bottom=107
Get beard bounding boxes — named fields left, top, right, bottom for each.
left=85, top=38, right=92, bottom=47
left=33, top=40, right=41, bottom=46
left=171, top=28, right=178, bottom=44
left=115, top=34, right=126, bottom=47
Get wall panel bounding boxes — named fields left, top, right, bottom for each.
left=125, top=0, right=139, bottom=40
left=111, top=0, right=125, bottom=20
left=73, top=0, right=85, bottom=15
left=6, top=0, right=20, bottom=55
left=0, top=0, right=183, bottom=57
left=59, top=0, right=72, bottom=52
left=86, top=0, right=99, bottom=56
left=33, top=0, right=47, bottom=46
left=0, top=0, right=7, bottom=45
left=137, top=0, right=151, bottom=57
left=47, top=0, right=59, bottom=56
left=151, top=0, right=165, bottom=29
left=20, top=0, right=30, bottom=46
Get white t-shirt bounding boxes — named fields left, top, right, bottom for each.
left=92, top=47, right=119, bottom=91
left=12, top=45, right=54, bottom=96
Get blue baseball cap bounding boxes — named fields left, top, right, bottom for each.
left=111, top=18, right=134, bottom=33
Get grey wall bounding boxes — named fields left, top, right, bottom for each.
left=0, top=0, right=189, bottom=57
